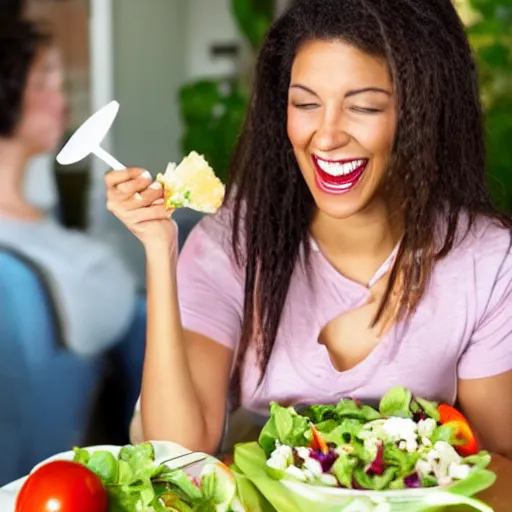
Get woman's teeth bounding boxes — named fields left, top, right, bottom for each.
left=316, top=158, right=365, bottom=177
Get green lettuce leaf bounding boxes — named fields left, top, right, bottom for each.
left=320, top=419, right=365, bottom=446
left=259, top=402, right=310, bottom=456
left=430, top=423, right=465, bottom=445
left=230, top=463, right=275, bottom=512
left=413, top=397, right=441, bottom=422
left=300, top=404, right=337, bottom=423
left=85, top=451, right=119, bottom=485
left=379, top=387, right=413, bottom=418
left=335, top=400, right=381, bottom=421
left=447, top=466, right=497, bottom=497
left=462, top=452, right=492, bottom=470
left=353, top=466, right=397, bottom=491
left=312, top=419, right=338, bottom=434
left=331, top=453, right=357, bottom=488
left=383, top=444, right=421, bottom=478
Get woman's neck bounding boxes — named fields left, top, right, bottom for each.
left=0, top=139, right=43, bottom=220
left=310, top=197, right=403, bottom=284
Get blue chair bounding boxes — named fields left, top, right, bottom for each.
left=0, top=246, right=103, bottom=485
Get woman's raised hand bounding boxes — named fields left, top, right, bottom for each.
left=104, top=168, right=177, bottom=253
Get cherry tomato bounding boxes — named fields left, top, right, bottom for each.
left=438, top=404, right=479, bottom=456
left=16, top=460, right=108, bottom=512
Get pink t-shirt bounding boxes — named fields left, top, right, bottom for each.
left=177, top=209, right=512, bottom=416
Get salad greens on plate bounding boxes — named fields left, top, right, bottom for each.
left=72, top=443, right=246, bottom=512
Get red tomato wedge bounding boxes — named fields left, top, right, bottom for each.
left=16, top=460, right=108, bottom=512
left=438, top=404, right=479, bottom=456
left=309, top=424, right=329, bottom=454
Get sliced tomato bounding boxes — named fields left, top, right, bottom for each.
left=438, top=404, right=479, bottom=456
left=309, top=424, right=329, bottom=454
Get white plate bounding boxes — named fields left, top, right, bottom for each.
left=0, top=441, right=209, bottom=512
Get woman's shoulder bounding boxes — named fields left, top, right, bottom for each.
left=455, top=214, right=511, bottom=258
left=443, top=213, right=512, bottom=280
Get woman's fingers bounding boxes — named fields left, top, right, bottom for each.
left=104, top=168, right=147, bottom=189
left=123, top=204, right=171, bottom=225
left=114, top=183, right=164, bottom=212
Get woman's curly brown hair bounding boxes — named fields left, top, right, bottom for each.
left=225, top=0, right=512, bottom=397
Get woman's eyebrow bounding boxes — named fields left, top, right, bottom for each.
left=289, top=83, right=391, bottom=98
left=289, top=84, right=320, bottom=97
left=344, top=87, right=391, bottom=97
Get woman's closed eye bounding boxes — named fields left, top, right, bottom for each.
left=292, top=102, right=320, bottom=110
left=350, top=106, right=383, bottom=114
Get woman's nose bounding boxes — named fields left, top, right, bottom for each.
left=314, top=111, right=351, bottom=152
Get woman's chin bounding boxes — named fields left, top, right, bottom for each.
left=312, top=189, right=369, bottom=220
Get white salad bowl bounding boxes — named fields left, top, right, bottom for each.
left=281, top=480, right=494, bottom=512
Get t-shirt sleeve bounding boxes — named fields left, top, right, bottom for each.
left=458, top=228, right=512, bottom=379
left=176, top=212, right=244, bottom=351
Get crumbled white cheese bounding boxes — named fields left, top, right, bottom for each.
left=415, top=458, right=432, bottom=476
left=448, top=463, right=471, bottom=480
left=364, top=436, right=380, bottom=459
left=381, top=417, right=418, bottom=444
left=405, top=438, right=419, bottom=453
left=421, top=436, right=432, bottom=448
left=319, top=473, right=339, bottom=486
left=285, top=465, right=307, bottom=481
left=438, top=476, right=452, bottom=486
left=417, top=418, right=437, bottom=438
left=303, top=457, right=323, bottom=477
left=427, top=441, right=462, bottom=481
left=295, top=447, right=311, bottom=460
left=267, top=444, right=293, bottom=471
left=303, top=469, right=315, bottom=482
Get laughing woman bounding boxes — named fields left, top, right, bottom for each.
left=105, top=0, right=512, bottom=502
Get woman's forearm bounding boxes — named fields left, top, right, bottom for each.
left=140, top=247, right=212, bottom=452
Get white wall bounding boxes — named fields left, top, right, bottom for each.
left=184, top=0, right=242, bottom=80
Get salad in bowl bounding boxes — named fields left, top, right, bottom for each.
left=233, top=387, right=497, bottom=511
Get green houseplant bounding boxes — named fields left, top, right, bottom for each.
left=464, top=0, right=512, bottom=210
left=178, top=0, right=274, bottom=184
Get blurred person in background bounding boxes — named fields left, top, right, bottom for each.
left=0, top=18, right=137, bottom=358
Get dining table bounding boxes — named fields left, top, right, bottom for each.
left=472, top=453, right=512, bottom=512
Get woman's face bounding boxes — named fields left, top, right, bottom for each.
left=287, top=40, right=397, bottom=220
left=15, top=45, right=66, bottom=155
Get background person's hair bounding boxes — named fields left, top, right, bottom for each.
left=0, top=0, right=23, bottom=18
left=224, top=0, right=512, bottom=398
left=0, top=18, right=52, bottom=136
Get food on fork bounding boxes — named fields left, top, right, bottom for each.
left=156, top=151, right=225, bottom=214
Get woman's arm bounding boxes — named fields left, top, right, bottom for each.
left=141, top=246, right=233, bottom=453
left=104, top=169, right=241, bottom=454
left=458, top=371, right=512, bottom=459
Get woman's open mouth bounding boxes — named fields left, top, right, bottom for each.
left=312, top=155, right=368, bottom=194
